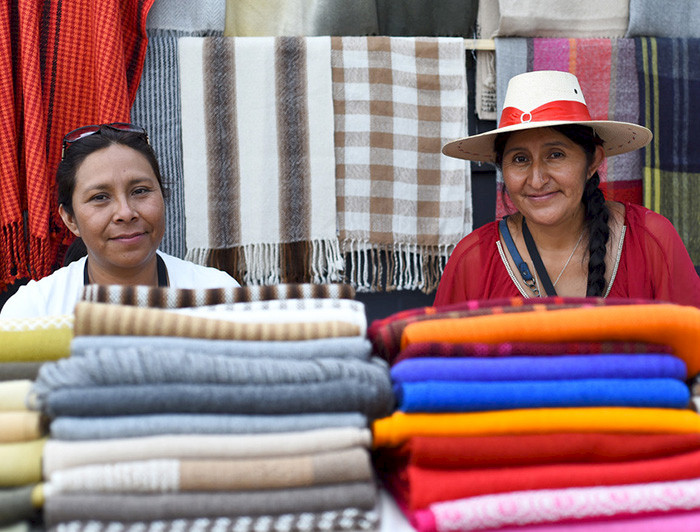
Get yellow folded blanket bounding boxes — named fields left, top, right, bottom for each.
left=372, top=408, right=700, bottom=448
left=0, top=315, right=73, bottom=362
left=0, top=438, right=46, bottom=487
left=0, top=412, right=44, bottom=443
left=0, top=380, right=32, bottom=411
left=401, top=304, right=700, bottom=377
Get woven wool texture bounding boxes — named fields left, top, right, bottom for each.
left=179, top=36, right=343, bottom=285
left=331, top=36, right=471, bottom=292
left=81, top=282, right=355, bottom=308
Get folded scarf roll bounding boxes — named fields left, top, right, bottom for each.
left=46, top=508, right=380, bottom=532
left=414, top=477, right=700, bottom=532
left=41, top=380, right=394, bottom=420
left=393, top=341, right=673, bottom=365
left=33, top=353, right=389, bottom=401
left=395, top=378, right=690, bottom=412
left=43, top=427, right=371, bottom=475
left=0, top=380, right=32, bottom=411
left=47, top=448, right=372, bottom=493
left=0, top=485, right=41, bottom=526
left=373, top=408, right=700, bottom=448
left=0, top=439, right=45, bottom=487
left=391, top=354, right=686, bottom=382
left=396, top=446, right=700, bottom=509
left=400, top=304, right=700, bottom=377
left=394, top=433, right=700, bottom=468
left=0, top=412, right=45, bottom=443
left=43, top=482, right=378, bottom=525
left=0, top=316, right=73, bottom=363
left=80, top=283, right=356, bottom=308
left=73, top=302, right=360, bottom=340
left=69, top=335, right=373, bottom=361
left=49, top=412, right=368, bottom=440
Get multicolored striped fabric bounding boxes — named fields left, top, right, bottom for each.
left=495, top=38, right=643, bottom=218
left=635, top=37, right=700, bottom=263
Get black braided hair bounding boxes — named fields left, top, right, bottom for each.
left=494, top=124, right=609, bottom=296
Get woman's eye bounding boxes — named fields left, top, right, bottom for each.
left=90, top=194, right=108, bottom=202
left=549, top=151, right=565, bottom=159
left=512, top=155, right=528, bottom=164
left=133, top=187, right=150, bottom=195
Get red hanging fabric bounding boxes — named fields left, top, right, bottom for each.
left=0, top=0, right=154, bottom=290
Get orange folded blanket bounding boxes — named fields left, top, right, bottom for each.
left=400, top=304, right=700, bottom=377
left=372, top=408, right=700, bottom=448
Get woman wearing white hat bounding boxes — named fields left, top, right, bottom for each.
left=434, top=70, right=700, bottom=306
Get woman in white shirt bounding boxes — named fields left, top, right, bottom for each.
left=1, top=123, right=239, bottom=318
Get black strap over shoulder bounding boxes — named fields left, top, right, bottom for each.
left=521, top=219, right=557, bottom=297
left=499, top=216, right=540, bottom=296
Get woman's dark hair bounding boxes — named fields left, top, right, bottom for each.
left=57, top=125, right=164, bottom=217
left=494, top=124, right=609, bottom=296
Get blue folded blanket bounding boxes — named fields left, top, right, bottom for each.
left=395, top=378, right=691, bottom=413
left=390, top=354, right=687, bottom=383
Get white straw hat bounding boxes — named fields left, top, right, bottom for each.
left=442, top=70, right=652, bottom=163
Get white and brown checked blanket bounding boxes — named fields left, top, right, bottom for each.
left=179, top=36, right=343, bottom=286
left=81, top=283, right=355, bottom=308
left=331, top=37, right=471, bottom=293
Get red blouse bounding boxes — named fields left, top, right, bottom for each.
left=434, top=203, right=700, bottom=307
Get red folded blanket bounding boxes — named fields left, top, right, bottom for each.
left=391, top=446, right=700, bottom=509
left=392, top=433, right=700, bottom=468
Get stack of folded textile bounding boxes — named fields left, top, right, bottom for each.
left=369, top=297, right=700, bottom=531
left=30, top=284, right=394, bottom=531
left=0, top=315, right=72, bottom=531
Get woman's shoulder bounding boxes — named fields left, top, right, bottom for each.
left=619, top=202, right=681, bottom=240
left=451, top=220, right=500, bottom=256
left=0, top=258, right=86, bottom=319
left=159, top=251, right=240, bottom=288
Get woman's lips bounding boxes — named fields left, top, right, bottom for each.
left=112, top=232, right=145, bottom=243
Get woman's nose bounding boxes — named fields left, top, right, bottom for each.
left=113, top=197, right=138, bottom=221
left=528, top=159, right=549, bottom=188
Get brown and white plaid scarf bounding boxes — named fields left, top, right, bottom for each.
left=331, top=37, right=471, bottom=293
left=81, top=283, right=355, bottom=308
left=179, top=36, right=343, bottom=286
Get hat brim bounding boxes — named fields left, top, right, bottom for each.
left=442, top=120, right=653, bottom=163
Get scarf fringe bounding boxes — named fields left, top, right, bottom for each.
left=0, top=222, right=29, bottom=289
left=342, top=240, right=453, bottom=294
left=185, top=238, right=345, bottom=286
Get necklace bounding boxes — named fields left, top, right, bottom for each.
left=552, top=229, right=585, bottom=287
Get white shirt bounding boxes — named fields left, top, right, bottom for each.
left=0, top=251, right=240, bottom=319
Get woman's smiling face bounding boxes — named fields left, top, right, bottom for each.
left=58, top=143, right=165, bottom=278
left=501, top=127, right=603, bottom=228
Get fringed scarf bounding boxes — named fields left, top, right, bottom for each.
left=179, top=36, right=343, bottom=285
left=331, top=37, right=471, bottom=293
left=0, top=0, right=153, bottom=289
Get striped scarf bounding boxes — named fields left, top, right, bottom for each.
left=179, top=36, right=343, bottom=286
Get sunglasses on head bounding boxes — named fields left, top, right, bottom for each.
left=61, top=122, right=150, bottom=160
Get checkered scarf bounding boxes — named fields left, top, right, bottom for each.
left=331, top=37, right=471, bottom=293
left=0, top=0, right=153, bottom=289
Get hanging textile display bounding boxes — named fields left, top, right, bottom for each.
left=494, top=37, right=643, bottom=219
left=635, top=37, right=700, bottom=264
left=179, top=36, right=344, bottom=286
left=331, top=36, right=471, bottom=293
left=0, top=0, right=154, bottom=289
